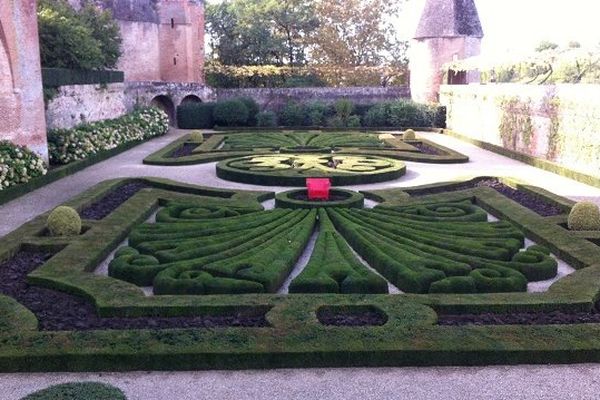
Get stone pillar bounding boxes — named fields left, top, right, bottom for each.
left=0, top=0, right=48, bottom=162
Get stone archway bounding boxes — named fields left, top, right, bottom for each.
left=180, top=94, right=202, bottom=105
left=150, top=95, right=176, bottom=125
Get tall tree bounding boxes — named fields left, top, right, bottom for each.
left=310, top=0, right=406, bottom=67
left=206, top=0, right=319, bottom=66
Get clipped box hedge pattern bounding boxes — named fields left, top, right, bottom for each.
left=2, top=177, right=600, bottom=371
left=144, top=131, right=469, bottom=167
left=216, top=154, right=407, bottom=186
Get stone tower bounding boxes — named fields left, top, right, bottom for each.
left=409, top=0, right=483, bottom=103
left=0, top=0, right=48, bottom=161
left=72, top=0, right=205, bottom=83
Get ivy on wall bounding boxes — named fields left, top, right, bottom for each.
left=498, top=96, right=534, bottom=152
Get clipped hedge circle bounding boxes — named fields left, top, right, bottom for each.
left=21, top=382, right=126, bottom=400
left=275, top=188, right=364, bottom=209
left=216, top=154, right=406, bottom=186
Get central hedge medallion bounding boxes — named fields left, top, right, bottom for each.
left=216, top=154, right=407, bottom=185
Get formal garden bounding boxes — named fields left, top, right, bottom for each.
left=2, top=0, right=600, bottom=398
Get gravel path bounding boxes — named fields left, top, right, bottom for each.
left=2, top=129, right=600, bottom=399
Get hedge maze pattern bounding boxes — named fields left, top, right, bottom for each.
left=109, top=199, right=558, bottom=295
left=143, top=131, right=470, bottom=166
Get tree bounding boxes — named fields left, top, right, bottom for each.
left=206, top=0, right=319, bottom=66
left=535, top=40, right=559, bottom=52
left=37, top=0, right=122, bottom=70
left=265, top=0, right=319, bottom=66
left=309, top=0, right=406, bottom=67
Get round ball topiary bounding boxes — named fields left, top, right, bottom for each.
left=22, top=382, right=126, bottom=400
left=188, top=130, right=204, bottom=143
left=568, top=201, right=600, bottom=231
left=47, top=206, right=82, bottom=236
left=403, top=129, right=416, bottom=140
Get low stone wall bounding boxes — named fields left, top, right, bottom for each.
left=440, top=84, right=600, bottom=179
left=45, top=81, right=215, bottom=129
left=217, top=86, right=411, bottom=110
left=46, top=83, right=127, bottom=130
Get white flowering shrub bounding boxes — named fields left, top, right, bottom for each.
left=0, top=141, right=48, bottom=190
left=48, top=107, right=170, bottom=165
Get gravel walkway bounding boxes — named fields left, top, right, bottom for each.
left=2, top=129, right=600, bottom=399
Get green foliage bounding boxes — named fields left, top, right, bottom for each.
left=188, top=131, right=204, bottom=143
left=47, top=206, right=82, bottom=236
left=363, top=101, right=441, bottom=127
left=238, top=97, right=260, bottom=126
left=403, top=129, right=416, bottom=140
left=213, top=100, right=250, bottom=127
left=327, top=202, right=557, bottom=293
left=280, top=102, right=307, bottom=126
left=290, top=210, right=387, bottom=293
left=177, top=103, right=216, bottom=129
left=206, top=0, right=318, bottom=66
left=305, top=102, right=329, bottom=126
left=37, top=0, right=122, bottom=70
left=22, top=382, right=126, bottom=400
left=222, top=132, right=385, bottom=150
left=217, top=154, right=406, bottom=186
left=499, top=97, right=534, bottom=151
left=110, top=206, right=316, bottom=293
left=256, top=111, right=279, bottom=127
left=0, top=141, right=47, bottom=190
left=48, top=107, right=169, bottom=165
left=536, top=40, right=559, bottom=52
left=568, top=202, right=600, bottom=231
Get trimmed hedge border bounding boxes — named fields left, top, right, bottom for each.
left=216, top=154, right=407, bottom=186
left=275, top=188, right=365, bottom=209
left=42, top=68, right=124, bottom=87
left=22, top=382, right=127, bottom=400
left=444, top=129, right=600, bottom=189
left=2, top=177, right=600, bottom=370
left=0, top=139, right=144, bottom=207
left=144, top=130, right=468, bottom=166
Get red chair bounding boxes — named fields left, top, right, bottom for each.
left=306, top=178, right=331, bottom=200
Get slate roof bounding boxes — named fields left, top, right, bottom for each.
left=414, top=0, right=484, bottom=39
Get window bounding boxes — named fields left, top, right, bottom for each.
left=171, top=18, right=174, bottom=28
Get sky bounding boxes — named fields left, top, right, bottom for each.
left=401, top=0, right=600, bottom=57
left=205, top=0, right=600, bottom=57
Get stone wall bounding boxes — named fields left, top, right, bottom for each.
left=45, top=81, right=215, bottom=129
left=216, top=86, right=411, bottom=111
left=440, top=84, right=600, bottom=178
left=0, top=0, right=48, bottom=161
left=45, top=83, right=127, bottom=130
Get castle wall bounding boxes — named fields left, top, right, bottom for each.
left=440, top=84, right=600, bottom=180
left=116, top=21, right=161, bottom=81
left=409, top=36, right=481, bottom=103
left=0, top=0, right=48, bottom=161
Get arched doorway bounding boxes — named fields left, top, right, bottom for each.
left=180, top=94, right=202, bottom=105
left=150, top=95, right=176, bottom=126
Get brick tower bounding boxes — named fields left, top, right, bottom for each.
left=409, top=0, right=483, bottom=103
left=0, top=0, right=48, bottom=161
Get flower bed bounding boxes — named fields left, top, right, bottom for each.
left=48, top=107, right=169, bottom=165
left=0, top=141, right=47, bottom=190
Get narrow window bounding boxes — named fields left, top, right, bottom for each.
left=171, top=18, right=175, bottom=28
left=173, top=57, right=177, bottom=66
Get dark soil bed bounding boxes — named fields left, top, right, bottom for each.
left=317, top=309, right=388, bottom=326
left=170, top=143, right=198, bottom=158
left=438, top=308, right=600, bottom=326
left=0, top=251, right=267, bottom=331
left=406, top=177, right=564, bottom=217
left=412, top=142, right=444, bottom=156
left=81, top=182, right=150, bottom=220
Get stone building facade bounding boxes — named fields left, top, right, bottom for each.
left=409, top=0, right=483, bottom=103
left=70, top=0, right=205, bottom=83
left=0, top=0, right=48, bottom=161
